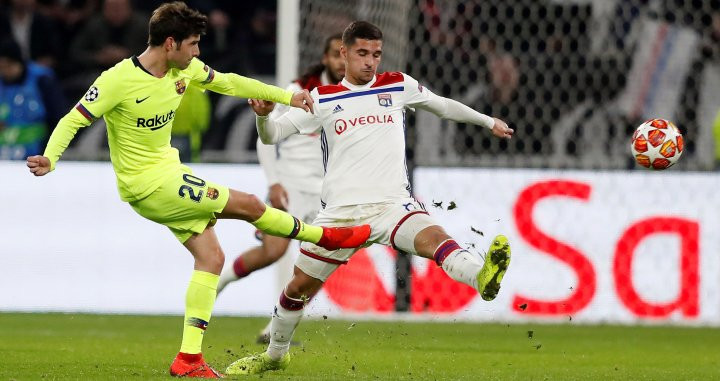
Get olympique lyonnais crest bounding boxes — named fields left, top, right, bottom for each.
left=377, top=93, right=392, bottom=107
left=175, top=79, right=187, bottom=95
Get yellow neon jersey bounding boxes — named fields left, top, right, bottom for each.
left=44, top=57, right=292, bottom=201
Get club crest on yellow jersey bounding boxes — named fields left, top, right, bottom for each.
left=206, top=187, right=219, bottom=200
left=175, top=79, right=187, bottom=95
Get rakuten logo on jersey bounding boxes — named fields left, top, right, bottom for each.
left=137, top=110, right=176, bottom=131
left=334, top=114, right=395, bottom=135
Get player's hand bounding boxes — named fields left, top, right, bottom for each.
left=290, top=90, right=314, bottom=114
left=491, top=118, right=513, bottom=139
left=268, top=183, right=289, bottom=211
left=26, top=155, right=51, bottom=176
left=248, top=99, right=276, bottom=116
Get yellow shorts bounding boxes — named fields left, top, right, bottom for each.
left=129, top=166, right=230, bottom=243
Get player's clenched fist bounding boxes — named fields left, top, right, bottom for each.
left=491, top=118, right=514, bottom=139
left=26, top=155, right=51, bottom=176
left=290, top=89, right=314, bottom=114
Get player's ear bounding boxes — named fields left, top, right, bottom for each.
left=164, top=37, right=174, bottom=52
left=340, top=45, right=347, bottom=60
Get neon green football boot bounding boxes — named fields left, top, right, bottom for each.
left=225, top=352, right=290, bottom=375
left=477, top=234, right=511, bottom=301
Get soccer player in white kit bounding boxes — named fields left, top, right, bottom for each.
left=226, top=21, right=514, bottom=375
left=216, top=33, right=345, bottom=343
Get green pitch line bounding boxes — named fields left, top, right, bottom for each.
left=0, top=313, right=718, bottom=380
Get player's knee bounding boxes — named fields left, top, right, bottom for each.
left=284, top=281, right=304, bottom=299
left=413, top=225, right=451, bottom=257
left=244, top=194, right=266, bottom=221
left=225, top=190, right=266, bottom=221
left=285, top=279, right=314, bottom=299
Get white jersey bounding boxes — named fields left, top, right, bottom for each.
left=260, top=73, right=332, bottom=194
left=285, top=72, right=433, bottom=208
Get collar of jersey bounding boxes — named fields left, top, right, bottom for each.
left=340, top=75, right=377, bottom=90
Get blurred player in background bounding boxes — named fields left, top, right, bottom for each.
left=216, top=33, right=345, bottom=344
left=226, top=21, right=514, bottom=375
left=25, top=3, right=369, bottom=378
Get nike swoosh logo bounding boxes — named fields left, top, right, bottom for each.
left=135, top=96, right=150, bottom=104
left=149, top=122, right=170, bottom=131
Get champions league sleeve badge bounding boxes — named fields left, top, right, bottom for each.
left=84, top=86, right=99, bottom=102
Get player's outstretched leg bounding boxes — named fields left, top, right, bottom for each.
left=221, top=193, right=370, bottom=250
left=251, top=206, right=370, bottom=250
left=432, top=235, right=511, bottom=301
left=476, top=235, right=511, bottom=301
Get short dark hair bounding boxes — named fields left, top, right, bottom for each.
left=342, top=21, right=382, bottom=47
left=147, top=2, right=207, bottom=47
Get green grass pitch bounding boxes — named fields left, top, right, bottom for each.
left=1, top=313, right=718, bottom=380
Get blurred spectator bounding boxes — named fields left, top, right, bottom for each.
left=243, top=7, right=276, bottom=75
left=35, top=0, right=98, bottom=46
left=63, top=0, right=146, bottom=101
left=0, top=0, right=61, bottom=67
left=68, top=0, right=146, bottom=72
left=0, top=38, right=66, bottom=160
left=172, top=85, right=211, bottom=163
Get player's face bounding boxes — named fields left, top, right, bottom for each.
left=168, top=35, right=201, bottom=70
left=322, top=39, right=345, bottom=84
left=342, top=38, right=382, bottom=85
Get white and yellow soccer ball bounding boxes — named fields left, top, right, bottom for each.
left=631, top=118, right=684, bottom=170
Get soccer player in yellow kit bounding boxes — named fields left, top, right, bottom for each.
left=25, top=2, right=370, bottom=378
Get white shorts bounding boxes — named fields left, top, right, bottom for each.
left=297, top=198, right=438, bottom=281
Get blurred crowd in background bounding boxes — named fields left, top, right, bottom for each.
left=2, top=0, right=720, bottom=170
left=0, top=0, right=278, bottom=161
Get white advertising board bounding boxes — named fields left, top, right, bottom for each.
left=2, top=162, right=718, bottom=325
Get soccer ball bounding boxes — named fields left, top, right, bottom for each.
left=631, top=118, right=684, bottom=170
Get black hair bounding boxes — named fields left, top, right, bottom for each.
left=342, top=21, right=383, bottom=47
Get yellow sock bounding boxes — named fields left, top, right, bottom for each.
left=252, top=205, right=322, bottom=243
left=179, top=270, right=219, bottom=354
